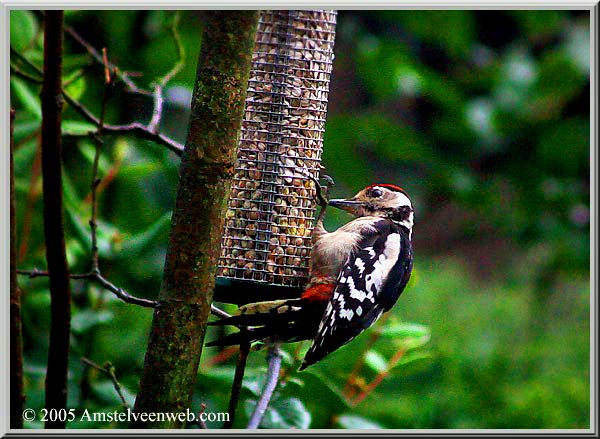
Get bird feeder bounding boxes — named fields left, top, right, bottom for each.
left=215, top=10, right=337, bottom=304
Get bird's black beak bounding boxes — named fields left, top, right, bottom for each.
left=328, top=198, right=364, bottom=216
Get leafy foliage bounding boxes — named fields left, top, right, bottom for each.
left=11, top=9, right=589, bottom=429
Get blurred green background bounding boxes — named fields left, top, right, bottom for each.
left=11, top=10, right=590, bottom=429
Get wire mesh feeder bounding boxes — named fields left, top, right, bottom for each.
left=216, top=10, right=337, bottom=304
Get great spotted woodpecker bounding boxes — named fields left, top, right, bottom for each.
left=208, top=184, right=414, bottom=370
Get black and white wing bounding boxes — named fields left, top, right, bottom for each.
left=300, top=219, right=413, bottom=370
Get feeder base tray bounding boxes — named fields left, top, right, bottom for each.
left=214, top=277, right=303, bottom=306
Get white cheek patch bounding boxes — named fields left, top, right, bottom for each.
left=393, top=191, right=412, bottom=210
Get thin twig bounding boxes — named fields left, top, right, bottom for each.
left=342, top=312, right=390, bottom=400
left=148, top=12, right=185, bottom=133
left=224, top=339, right=250, bottom=428
left=17, top=269, right=158, bottom=308
left=89, top=47, right=113, bottom=274
left=10, top=63, right=43, bottom=84
left=94, top=272, right=158, bottom=308
left=80, top=358, right=129, bottom=408
left=247, top=343, right=282, bottom=429
left=10, top=46, right=185, bottom=156
left=69, top=98, right=184, bottom=155
left=350, top=347, right=407, bottom=407
left=64, top=25, right=153, bottom=96
left=83, top=148, right=123, bottom=204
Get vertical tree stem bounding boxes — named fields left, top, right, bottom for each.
left=10, top=108, right=25, bottom=429
left=224, top=340, right=250, bottom=428
left=40, top=10, right=71, bottom=429
left=132, top=11, right=259, bottom=428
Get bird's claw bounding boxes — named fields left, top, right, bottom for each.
left=296, top=169, right=335, bottom=207
left=314, top=174, right=335, bottom=207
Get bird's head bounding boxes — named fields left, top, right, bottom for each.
left=328, top=184, right=414, bottom=230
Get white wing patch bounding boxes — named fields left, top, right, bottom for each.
left=364, top=246, right=377, bottom=259
left=339, top=308, right=354, bottom=321
left=355, top=258, right=366, bottom=274
left=364, top=233, right=401, bottom=299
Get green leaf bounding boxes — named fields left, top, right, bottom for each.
left=380, top=322, right=430, bottom=338
left=389, top=350, right=433, bottom=374
left=13, top=119, right=40, bottom=143
left=379, top=322, right=431, bottom=350
left=13, top=138, right=38, bottom=171
left=115, top=211, right=172, bottom=257
left=63, top=120, right=96, bottom=136
left=245, top=397, right=311, bottom=429
left=291, top=370, right=350, bottom=409
left=64, top=73, right=86, bottom=100
left=64, top=237, right=87, bottom=266
left=71, top=309, right=114, bottom=334
left=10, top=10, right=38, bottom=51
left=336, top=414, right=384, bottom=429
left=364, top=350, right=388, bottom=374
left=11, top=77, right=42, bottom=120
left=242, top=376, right=263, bottom=397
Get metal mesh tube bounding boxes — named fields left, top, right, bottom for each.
left=218, top=10, right=337, bottom=289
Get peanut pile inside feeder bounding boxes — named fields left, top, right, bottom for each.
left=218, top=10, right=337, bottom=288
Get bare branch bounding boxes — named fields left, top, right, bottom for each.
left=64, top=25, right=153, bottom=96
left=350, top=347, right=407, bottom=407
left=94, top=272, right=158, bottom=308
left=224, top=339, right=250, bottom=428
left=247, top=343, right=282, bottom=429
left=10, top=63, right=43, bottom=84
left=81, top=358, right=129, bottom=408
left=89, top=48, right=114, bottom=274
left=148, top=12, right=185, bottom=133
left=342, top=312, right=390, bottom=401
left=17, top=269, right=158, bottom=308
left=10, top=45, right=185, bottom=156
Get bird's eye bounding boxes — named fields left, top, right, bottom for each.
left=370, top=188, right=383, bottom=198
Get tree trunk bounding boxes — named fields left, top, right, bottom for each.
left=40, top=10, right=72, bottom=429
left=132, top=11, right=259, bottom=428
left=10, top=108, right=25, bottom=429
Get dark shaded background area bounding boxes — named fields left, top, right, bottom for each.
left=11, top=10, right=590, bottom=429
